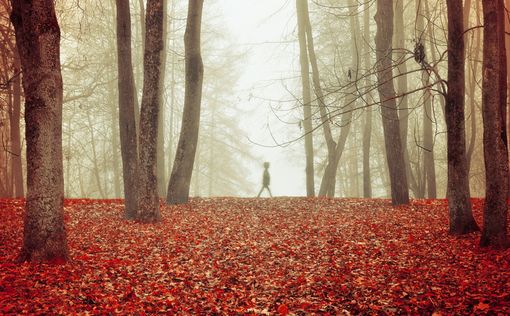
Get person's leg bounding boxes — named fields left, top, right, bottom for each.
left=267, top=186, right=273, bottom=197
left=257, top=186, right=264, bottom=197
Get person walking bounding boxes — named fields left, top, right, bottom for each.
left=257, top=162, right=273, bottom=197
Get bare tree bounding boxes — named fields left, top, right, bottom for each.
left=115, top=0, right=139, bottom=219
left=362, top=0, right=372, bottom=198
left=319, top=0, right=359, bottom=197
left=416, top=0, right=437, bottom=198
left=11, top=0, right=68, bottom=262
left=445, top=0, right=479, bottom=234
left=394, top=0, right=419, bottom=197
left=166, top=0, right=204, bottom=204
left=374, top=0, right=409, bottom=205
left=296, top=0, right=315, bottom=197
left=480, top=0, right=509, bottom=249
left=138, top=0, right=165, bottom=221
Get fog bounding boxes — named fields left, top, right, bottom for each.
left=0, top=0, right=489, bottom=199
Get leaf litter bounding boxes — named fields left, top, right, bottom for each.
left=0, top=197, right=509, bottom=314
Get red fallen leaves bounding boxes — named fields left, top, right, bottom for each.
left=0, top=197, right=510, bottom=314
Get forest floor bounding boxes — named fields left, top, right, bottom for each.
left=0, top=197, right=509, bottom=315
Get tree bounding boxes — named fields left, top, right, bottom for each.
left=115, top=0, right=139, bottom=219
left=295, top=0, right=315, bottom=197
left=166, top=0, right=204, bottom=204
left=301, top=0, right=335, bottom=198
left=319, top=0, right=359, bottom=197
left=445, top=0, right=479, bottom=235
left=374, top=0, right=409, bottom=205
left=394, top=0, right=418, bottom=197
left=480, top=0, right=509, bottom=249
left=156, top=0, right=169, bottom=198
left=362, top=0, right=372, bottom=198
left=11, top=0, right=68, bottom=262
left=416, top=0, right=437, bottom=198
left=137, top=0, right=165, bottom=222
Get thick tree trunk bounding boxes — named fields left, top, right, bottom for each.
left=11, top=0, right=68, bottom=263
left=296, top=0, right=315, bottom=197
left=445, top=0, right=479, bottom=234
left=156, top=0, right=168, bottom=198
left=374, top=0, right=409, bottom=205
left=166, top=0, right=204, bottom=204
left=362, top=0, right=372, bottom=198
left=505, top=0, right=510, bottom=167
left=480, top=0, right=509, bottom=249
left=116, top=0, right=139, bottom=219
left=10, top=51, right=23, bottom=197
left=138, top=0, right=165, bottom=222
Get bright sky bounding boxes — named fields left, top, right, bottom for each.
left=218, top=0, right=306, bottom=197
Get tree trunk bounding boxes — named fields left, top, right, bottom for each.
left=115, top=0, right=139, bottom=219
left=362, top=0, right=372, bottom=198
left=299, top=0, right=335, bottom=197
left=138, top=0, right=165, bottom=222
left=86, top=109, right=106, bottom=198
left=480, top=0, right=509, bottom=249
left=374, top=0, right=409, bottom=205
left=464, top=0, right=482, bottom=174
left=394, top=0, right=418, bottom=197
left=10, top=50, right=23, bottom=197
left=156, top=0, right=168, bottom=198
left=166, top=0, right=204, bottom=204
left=108, top=57, right=122, bottom=198
left=296, top=0, right=315, bottom=197
left=11, top=0, right=68, bottom=263
left=445, top=0, right=479, bottom=234
left=466, top=4, right=481, bottom=173
left=416, top=0, right=436, bottom=198
left=319, top=0, right=358, bottom=197
left=505, top=0, right=510, bottom=169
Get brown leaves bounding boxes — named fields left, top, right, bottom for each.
left=0, top=197, right=509, bottom=314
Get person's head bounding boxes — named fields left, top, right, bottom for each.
left=263, top=162, right=270, bottom=169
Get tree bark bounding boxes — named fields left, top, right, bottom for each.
left=11, top=0, right=68, bottom=263
left=115, top=0, right=139, bottom=219
left=374, top=0, right=409, bottom=205
left=296, top=0, right=315, bottom=197
left=445, top=0, right=479, bottom=234
left=480, top=0, right=510, bottom=249
left=138, top=0, right=165, bottom=222
left=156, top=0, right=168, bottom=198
left=166, top=0, right=204, bottom=204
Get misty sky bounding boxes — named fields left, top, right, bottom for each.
left=220, top=0, right=305, bottom=196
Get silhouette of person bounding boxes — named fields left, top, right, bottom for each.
left=257, top=162, right=273, bottom=197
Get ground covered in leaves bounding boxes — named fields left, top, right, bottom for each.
left=1, top=198, right=509, bottom=315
